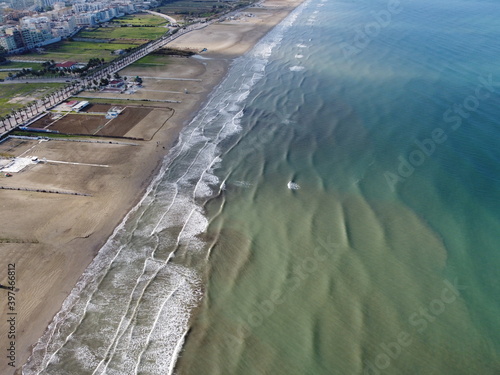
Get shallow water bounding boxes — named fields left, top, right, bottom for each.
left=176, top=0, right=500, bottom=373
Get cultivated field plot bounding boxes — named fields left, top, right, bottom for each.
left=98, top=107, right=153, bottom=136
left=27, top=113, right=60, bottom=129
left=80, top=103, right=113, bottom=113
left=47, top=114, right=110, bottom=135
left=131, top=53, right=170, bottom=68
left=0, top=137, right=40, bottom=158
left=28, top=107, right=154, bottom=137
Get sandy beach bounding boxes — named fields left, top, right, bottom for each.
left=0, top=0, right=304, bottom=373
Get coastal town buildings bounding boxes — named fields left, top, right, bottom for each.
left=0, top=0, right=160, bottom=52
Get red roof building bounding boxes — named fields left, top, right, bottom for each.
left=56, top=61, right=77, bottom=69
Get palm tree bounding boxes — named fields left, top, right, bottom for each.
left=12, top=110, right=19, bottom=123
left=6, top=115, right=14, bottom=128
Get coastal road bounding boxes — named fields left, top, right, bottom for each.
left=145, top=10, right=178, bottom=25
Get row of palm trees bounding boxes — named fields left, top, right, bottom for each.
left=0, top=21, right=208, bottom=135
left=0, top=81, right=82, bottom=133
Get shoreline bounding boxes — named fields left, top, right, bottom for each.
left=0, top=0, right=305, bottom=373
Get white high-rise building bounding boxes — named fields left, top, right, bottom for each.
left=0, top=27, right=17, bottom=51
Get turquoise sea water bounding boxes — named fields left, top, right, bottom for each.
left=23, top=0, right=500, bottom=374
left=176, top=0, right=500, bottom=373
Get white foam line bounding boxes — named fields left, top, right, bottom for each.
left=149, top=95, right=235, bottom=237
left=133, top=285, right=180, bottom=375
left=190, top=116, right=234, bottom=199
left=149, top=105, right=229, bottom=237
left=91, top=256, right=153, bottom=375
left=149, top=139, right=211, bottom=237
left=166, top=328, right=189, bottom=375
left=36, top=238, right=129, bottom=371
left=191, top=107, right=242, bottom=201
left=97, top=236, right=187, bottom=374
left=105, top=271, right=179, bottom=374
left=41, top=242, right=126, bottom=372
left=150, top=184, right=179, bottom=235
left=171, top=207, right=197, bottom=253
left=202, top=175, right=228, bottom=263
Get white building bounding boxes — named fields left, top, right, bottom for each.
left=51, top=16, right=77, bottom=37
left=35, top=0, right=57, bottom=10
left=73, top=2, right=106, bottom=13
left=20, top=16, right=52, bottom=32
left=75, top=12, right=97, bottom=26
left=0, top=33, right=17, bottom=51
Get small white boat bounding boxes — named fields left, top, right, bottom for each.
left=287, top=181, right=300, bottom=190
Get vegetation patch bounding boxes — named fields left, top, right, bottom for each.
left=110, top=13, right=168, bottom=26
left=0, top=83, right=65, bottom=117
left=20, top=41, right=139, bottom=63
left=0, top=61, right=44, bottom=70
left=132, top=54, right=170, bottom=67
left=78, top=26, right=168, bottom=41
left=156, top=0, right=254, bottom=18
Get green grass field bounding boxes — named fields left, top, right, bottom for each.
left=157, top=0, right=255, bottom=18
left=0, top=83, right=66, bottom=117
left=0, top=61, right=45, bottom=70
left=131, top=54, right=170, bottom=67
left=158, top=0, right=230, bottom=16
left=111, top=13, right=167, bottom=26
left=21, top=41, right=139, bottom=63
left=78, top=26, right=167, bottom=41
